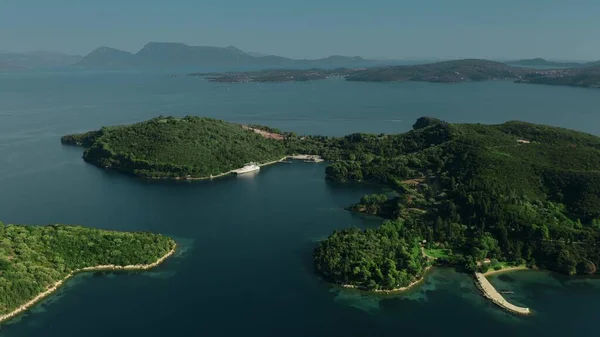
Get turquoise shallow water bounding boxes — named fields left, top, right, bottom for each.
left=1, top=70, right=600, bottom=336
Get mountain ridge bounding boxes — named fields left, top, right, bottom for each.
left=75, top=42, right=371, bottom=68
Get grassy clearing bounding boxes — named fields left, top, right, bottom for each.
left=424, top=248, right=451, bottom=259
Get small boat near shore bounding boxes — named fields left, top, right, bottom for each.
left=233, top=163, right=260, bottom=175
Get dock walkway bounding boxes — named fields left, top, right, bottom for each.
left=287, top=154, right=324, bottom=162
left=474, top=273, right=530, bottom=315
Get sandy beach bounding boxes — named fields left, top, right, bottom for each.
left=483, top=266, right=528, bottom=277
left=0, top=244, right=177, bottom=325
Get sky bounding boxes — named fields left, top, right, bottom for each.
left=1, top=0, right=599, bottom=61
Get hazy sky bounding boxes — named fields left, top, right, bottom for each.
left=1, top=0, right=599, bottom=60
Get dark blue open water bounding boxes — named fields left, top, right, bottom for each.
left=1, top=70, right=599, bottom=336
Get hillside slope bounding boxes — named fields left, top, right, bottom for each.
left=76, top=42, right=369, bottom=68
left=202, top=59, right=534, bottom=84
left=506, top=58, right=585, bottom=68
left=516, top=66, right=600, bottom=88
left=62, top=116, right=287, bottom=178
left=0, top=222, right=174, bottom=317
left=76, top=47, right=135, bottom=67
left=346, top=59, right=530, bottom=82
left=308, top=118, right=600, bottom=290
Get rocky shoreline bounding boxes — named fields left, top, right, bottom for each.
left=341, top=266, right=433, bottom=294
left=0, top=244, right=177, bottom=325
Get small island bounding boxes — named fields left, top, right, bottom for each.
left=0, top=222, right=176, bottom=324
left=62, top=116, right=292, bottom=179
left=309, top=117, right=600, bottom=314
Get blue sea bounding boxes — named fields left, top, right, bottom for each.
left=1, top=69, right=599, bottom=336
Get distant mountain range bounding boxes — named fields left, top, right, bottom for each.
left=505, top=57, right=599, bottom=68
left=0, top=51, right=82, bottom=70
left=203, top=59, right=531, bottom=84
left=2, top=46, right=599, bottom=73
left=75, top=42, right=372, bottom=68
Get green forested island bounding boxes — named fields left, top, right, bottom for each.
left=64, top=115, right=600, bottom=292
left=0, top=223, right=175, bottom=320
left=309, top=117, right=600, bottom=290
left=62, top=116, right=288, bottom=179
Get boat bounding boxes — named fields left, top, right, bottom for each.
left=234, top=163, right=260, bottom=175
left=302, top=155, right=324, bottom=163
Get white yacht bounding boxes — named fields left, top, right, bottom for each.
left=234, top=163, right=260, bottom=175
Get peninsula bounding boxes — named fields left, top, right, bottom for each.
left=192, top=59, right=531, bottom=83
left=192, top=58, right=600, bottom=89
left=0, top=222, right=176, bottom=324
left=308, top=117, right=600, bottom=313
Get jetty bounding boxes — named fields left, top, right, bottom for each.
left=287, top=154, right=324, bottom=162
left=474, top=273, right=530, bottom=315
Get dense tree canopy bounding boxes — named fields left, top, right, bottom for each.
left=313, top=221, right=426, bottom=290
left=0, top=223, right=174, bottom=316
left=314, top=119, right=600, bottom=289
left=62, top=116, right=287, bottom=178
left=61, top=116, right=600, bottom=290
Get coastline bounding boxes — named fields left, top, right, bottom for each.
left=150, top=156, right=290, bottom=181
left=341, top=266, right=433, bottom=294
left=0, top=243, right=177, bottom=325
left=483, top=266, right=528, bottom=277
left=148, top=154, right=324, bottom=181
